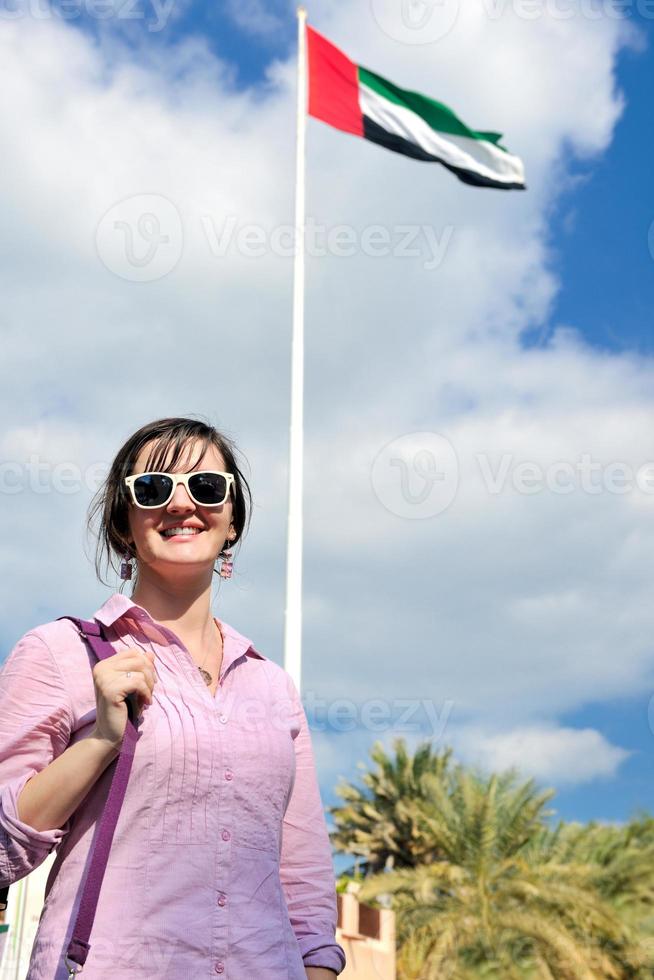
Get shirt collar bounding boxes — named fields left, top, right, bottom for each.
left=92, top=592, right=266, bottom=674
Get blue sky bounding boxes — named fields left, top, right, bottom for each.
left=169, top=2, right=654, bottom=826
left=1, top=0, right=653, bottom=845
left=549, top=33, right=654, bottom=355
left=513, top=19, right=654, bottom=824
left=557, top=693, right=654, bottom=824
left=72, top=0, right=654, bottom=357
left=107, top=1, right=654, bottom=353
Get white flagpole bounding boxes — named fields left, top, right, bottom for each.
left=283, top=5, right=308, bottom=693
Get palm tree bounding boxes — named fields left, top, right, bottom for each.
left=331, top=738, right=653, bottom=978
left=531, top=817, right=654, bottom=955
left=329, top=737, right=455, bottom=874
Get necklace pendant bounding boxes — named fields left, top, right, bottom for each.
left=198, top=667, right=213, bottom=686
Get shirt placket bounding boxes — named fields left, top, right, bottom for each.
left=117, top=609, right=241, bottom=978
left=212, top=673, right=235, bottom=977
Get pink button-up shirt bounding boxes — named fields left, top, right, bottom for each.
left=0, top=593, right=346, bottom=978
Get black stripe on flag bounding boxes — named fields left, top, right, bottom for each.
left=362, top=116, right=526, bottom=191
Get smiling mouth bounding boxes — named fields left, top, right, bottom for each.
left=160, top=528, right=205, bottom=538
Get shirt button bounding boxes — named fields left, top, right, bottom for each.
left=219, top=714, right=227, bottom=724
left=214, top=963, right=224, bottom=974
left=217, top=893, right=227, bottom=907
left=221, top=829, right=231, bottom=841
left=224, top=769, right=233, bottom=781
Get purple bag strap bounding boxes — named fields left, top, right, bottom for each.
left=56, top=616, right=141, bottom=978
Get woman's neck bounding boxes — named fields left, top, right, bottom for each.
left=130, top=578, right=217, bottom=644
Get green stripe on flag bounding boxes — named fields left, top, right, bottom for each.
left=358, top=67, right=508, bottom=151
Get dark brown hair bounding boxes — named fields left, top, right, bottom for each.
left=87, top=416, right=252, bottom=587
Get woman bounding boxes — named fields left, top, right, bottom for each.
left=0, top=417, right=346, bottom=979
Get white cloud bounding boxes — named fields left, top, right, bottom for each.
left=0, top=2, right=650, bottom=799
left=222, top=0, right=285, bottom=39
left=453, top=723, right=632, bottom=785
left=311, top=721, right=631, bottom=796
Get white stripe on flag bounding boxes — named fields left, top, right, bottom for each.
left=359, top=83, right=525, bottom=186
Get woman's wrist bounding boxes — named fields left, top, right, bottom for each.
left=88, top=728, right=122, bottom=760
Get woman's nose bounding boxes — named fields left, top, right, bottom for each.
left=167, top=484, right=194, bottom=510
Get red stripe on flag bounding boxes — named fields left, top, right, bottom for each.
left=306, top=25, right=364, bottom=138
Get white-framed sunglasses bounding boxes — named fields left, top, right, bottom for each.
left=124, top=470, right=235, bottom=509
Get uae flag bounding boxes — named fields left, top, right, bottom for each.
left=306, top=25, right=526, bottom=191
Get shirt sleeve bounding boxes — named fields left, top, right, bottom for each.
left=0, top=629, right=74, bottom=888
left=279, top=673, right=346, bottom=976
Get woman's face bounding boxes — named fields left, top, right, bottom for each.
left=125, top=438, right=235, bottom=577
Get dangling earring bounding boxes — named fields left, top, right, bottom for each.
left=218, top=543, right=234, bottom=580
left=120, top=551, right=133, bottom=581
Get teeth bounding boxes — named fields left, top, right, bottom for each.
left=162, top=527, right=202, bottom=537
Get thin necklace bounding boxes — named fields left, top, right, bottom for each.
left=198, top=619, right=222, bottom=687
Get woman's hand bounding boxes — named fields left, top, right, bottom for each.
left=90, top=646, right=158, bottom=748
